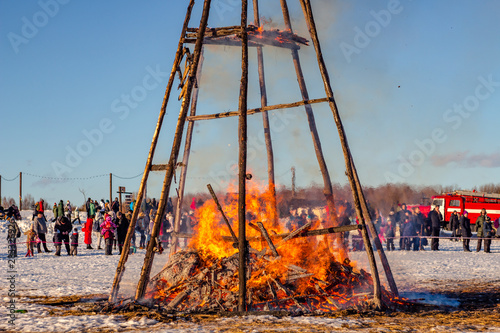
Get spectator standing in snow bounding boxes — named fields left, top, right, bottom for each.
left=402, top=217, right=417, bottom=251
left=72, top=207, right=81, bottom=224
left=411, top=207, right=426, bottom=250
left=86, top=197, right=91, bottom=216
left=52, top=203, right=58, bottom=220
left=70, top=228, right=79, bottom=255
left=428, top=205, right=442, bottom=251
left=65, top=200, right=72, bottom=219
left=57, top=200, right=64, bottom=220
left=101, top=215, right=117, bottom=255
left=112, top=197, right=120, bottom=214
left=460, top=211, right=472, bottom=252
left=82, top=216, right=93, bottom=249
left=32, top=212, right=52, bottom=253
left=483, top=216, right=494, bottom=253
left=7, top=217, right=21, bottom=257
left=36, top=199, right=45, bottom=216
left=385, top=217, right=395, bottom=251
left=475, top=208, right=488, bottom=252
left=116, top=212, right=129, bottom=254
left=94, top=211, right=104, bottom=249
left=136, top=211, right=147, bottom=249
left=54, top=216, right=72, bottom=256
left=449, top=210, right=459, bottom=240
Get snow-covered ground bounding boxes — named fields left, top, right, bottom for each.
left=1, top=210, right=499, bottom=332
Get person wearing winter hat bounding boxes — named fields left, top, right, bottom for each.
left=460, top=211, right=472, bottom=252
left=101, top=215, right=117, bottom=255
left=70, top=227, right=79, bottom=255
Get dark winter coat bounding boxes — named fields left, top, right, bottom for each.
left=111, top=200, right=120, bottom=213
left=428, top=209, right=442, bottom=228
left=411, top=213, right=425, bottom=235
left=459, top=216, right=472, bottom=237
left=54, top=217, right=72, bottom=243
left=384, top=223, right=395, bottom=238
left=484, top=219, right=494, bottom=238
left=396, top=208, right=410, bottom=224
left=402, top=220, right=417, bottom=237
left=117, top=215, right=130, bottom=243
left=70, top=231, right=79, bottom=246
left=450, top=213, right=459, bottom=232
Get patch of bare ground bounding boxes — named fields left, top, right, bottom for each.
left=16, top=281, right=500, bottom=332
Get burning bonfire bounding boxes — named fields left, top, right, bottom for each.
left=144, top=182, right=396, bottom=312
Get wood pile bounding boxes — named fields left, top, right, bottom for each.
left=144, top=248, right=381, bottom=313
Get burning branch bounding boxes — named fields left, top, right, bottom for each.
left=184, top=25, right=309, bottom=50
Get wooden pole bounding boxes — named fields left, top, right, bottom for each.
left=109, top=0, right=197, bottom=303
left=135, top=0, right=212, bottom=301
left=119, top=189, right=123, bottom=214
left=207, top=184, right=238, bottom=244
left=186, top=97, right=328, bottom=121
left=19, top=172, right=22, bottom=210
left=252, top=0, right=278, bottom=228
left=172, top=51, right=205, bottom=254
left=297, top=0, right=382, bottom=308
left=256, top=222, right=279, bottom=257
left=109, top=173, right=112, bottom=207
left=351, top=158, right=399, bottom=296
left=238, top=0, right=249, bottom=313
left=278, top=0, right=340, bottom=253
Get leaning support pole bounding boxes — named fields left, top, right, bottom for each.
left=172, top=51, right=205, bottom=254
left=278, top=0, right=340, bottom=254
left=108, top=0, right=197, bottom=303
left=238, top=0, right=249, bottom=313
left=207, top=184, right=238, bottom=244
left=298, top=0, right=382, bottom=308
left=252, top=0, right=278, bottom=228
left=135, top=0, right=212, bottom=301
left=351, top=158, right=399, bottom=297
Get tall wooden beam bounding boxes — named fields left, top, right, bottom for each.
left=237, top=0, right=249, bottom=313
left=298, top=0, right=382, bottom=309
left=351, top=158, right=399, bottom=296
left=252, top=0, right=277, bottom=227
left=109, top=0, right=198, bottom=303
left=278, top=0, right=340, bottom=252
left=134, top=0, right=212, bottom=301
left=172, top=51, right=205, bottom=254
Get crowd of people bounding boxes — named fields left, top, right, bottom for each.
left=5, top=196, right=199, bottom=257
left=4, top=196, right=499, bottom=258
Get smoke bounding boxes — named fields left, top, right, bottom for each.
left=431, top=151, right=500, bottom=168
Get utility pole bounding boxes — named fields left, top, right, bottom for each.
left=109, top=173, right=112, bottom=207
left=291, top=166, right=296, bottom=198
left=19, top=172, right=22, bottom=210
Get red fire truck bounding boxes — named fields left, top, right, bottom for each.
left=431, top=190, right=500, bottom=231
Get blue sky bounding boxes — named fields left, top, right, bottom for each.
left=1, top=0, right=500, bottom=207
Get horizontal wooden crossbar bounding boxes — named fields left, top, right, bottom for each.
left=187, top=97, right=330, bottom=121
left=172, top=224, right=361, bottom=241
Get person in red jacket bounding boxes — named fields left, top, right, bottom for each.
left=83, top=217, right=93, bottom=249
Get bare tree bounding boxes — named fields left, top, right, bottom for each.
left=23, top=194, right=35, bottom=209
left=79, top=188, right=87, bottom=205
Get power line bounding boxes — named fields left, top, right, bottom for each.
left=1, top=175, right=19, bottom=182
left=23, top=172, right=108, bottom=181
